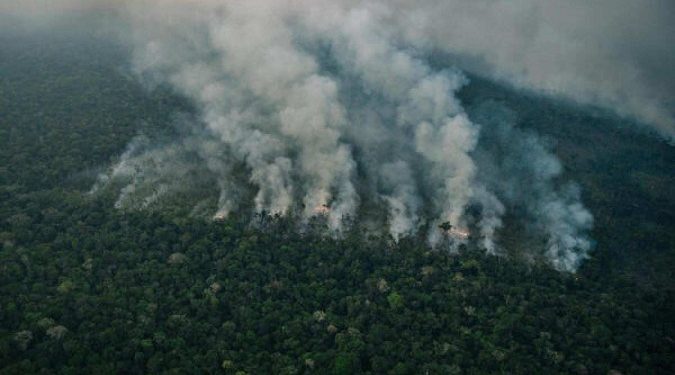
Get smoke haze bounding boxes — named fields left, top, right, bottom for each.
left=8, top=0, right=673, bottom=271
left=4, top=0, right=674, bottom=140
left=392, top=0, right=675, bottom=141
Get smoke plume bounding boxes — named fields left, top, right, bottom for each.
left=80, top=0, right=606, bottom=271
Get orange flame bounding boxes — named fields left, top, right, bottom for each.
left=447, top=227, right=470, bottom=240
left=212, top=211, right=228, bottom=221
left=314, top=204, right=330, bottom=215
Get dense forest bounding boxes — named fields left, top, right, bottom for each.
left=1, top=18, right=674, bottom=374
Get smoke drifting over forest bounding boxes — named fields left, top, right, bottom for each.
left=90, top=0, right=598, bottom=271
left=5, top=0, right=675, bottom=140
left=8, top=0, right=673, bottom=271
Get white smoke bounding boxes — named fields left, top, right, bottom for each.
left=296, top=4, right=480, bottom=246
left=82, top=0, right=602, bottom=271
left=378, top=161, right=421, bottom=241
left=472, top=186, right=505, bottom=255
left=470, top=101, right=594, bottom=270
left=4, top=0, right=673, bottom=140
left=126, top=2, right=362, bottom=230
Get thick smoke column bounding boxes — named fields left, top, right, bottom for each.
left=128, top=2, right=361, bottom=231
left=89, top=0, right=596, bottom=271
left=300, top=4, right=480, bottom=245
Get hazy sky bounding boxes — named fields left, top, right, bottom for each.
left=389, top=0, right=675, bottom=140
left=3, top=0, right=674, bottom=141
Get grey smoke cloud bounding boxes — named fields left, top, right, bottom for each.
left=86, top=0, right=599, bottom=271
left=14, top=0, right=661, bottom=271
left=389, top=0, right=675, bottom=141
left=470, top=101, right=593, bottom=271
left=3, top=0, right=673, bottom=140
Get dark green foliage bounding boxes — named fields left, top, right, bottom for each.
left=0, top=202, right=673, bottom=374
